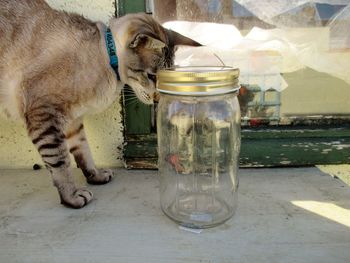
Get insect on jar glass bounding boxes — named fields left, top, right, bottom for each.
left=156, top=67, right=241, bottom=228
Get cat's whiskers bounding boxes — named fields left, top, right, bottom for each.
left=123, top=92, right=137, bottom=97
left=124, top=100, right=140, bottom=107
left=123, top=95, right=139, bottom=103
left=123, top=86, right=135, bottom=92
left=123, top=98, right=139, bottom=103
left=122, top=91, right=136, bottom=96
left=123, top=94, right=137, bottom=98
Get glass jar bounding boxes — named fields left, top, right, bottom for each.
left=157, top=67, right=241, bottom=228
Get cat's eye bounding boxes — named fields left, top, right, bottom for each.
left=131, top=68, right=144, bottom=73
left=147, top=73, right=157, bottom=83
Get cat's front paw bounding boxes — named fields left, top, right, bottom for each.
left=86, top=168, right=114, bottom=185
left=60, top=188, right=93, bottom=208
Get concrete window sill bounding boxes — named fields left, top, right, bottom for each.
left=0, top=168, right=349, bottom=262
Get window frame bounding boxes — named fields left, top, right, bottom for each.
left=118, top=0, right=350, bottom=169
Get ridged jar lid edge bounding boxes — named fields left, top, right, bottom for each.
left=157, top=66, right=240, bottom=94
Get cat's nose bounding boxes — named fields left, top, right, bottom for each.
left=153, top=92, right=160, bottom=102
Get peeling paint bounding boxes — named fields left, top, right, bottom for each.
left=321, top=149, right=332, bottom=154
left=280, top=161, right=292, bottom=165
left=334, top=144, right=350, bottom=150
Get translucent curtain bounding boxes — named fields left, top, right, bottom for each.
left=162, top=0, right=350, bottom=87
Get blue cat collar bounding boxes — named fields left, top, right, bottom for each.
left=105, top=27, right=120, bottom=80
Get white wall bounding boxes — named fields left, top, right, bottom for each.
left=46, top=0, right=115, bottom=23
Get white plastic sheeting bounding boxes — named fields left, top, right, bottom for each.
left=235, top=0, right=349, bottom=27
left=235, top=0, right=350, bottom=49
left=328, top=3, right=350, bottom=49
left=164, top=21, right=287, bottom=90
left=163, top=0, right=350, bottom=90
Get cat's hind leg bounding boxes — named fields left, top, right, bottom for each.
left=66, top=118, right=114, bottom=185
left=25, top=105, right=93, bottom=208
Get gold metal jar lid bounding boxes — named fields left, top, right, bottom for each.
left=157, top=66, right=240, bottom=95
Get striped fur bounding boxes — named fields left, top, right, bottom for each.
left=0, top=0, right=200, bottom=208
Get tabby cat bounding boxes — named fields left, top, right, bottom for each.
left=0, top=0, right=200, bottom=208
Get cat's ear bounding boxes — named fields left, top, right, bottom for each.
left=166, top=29, right=202, bottom=47
left=129, top=33, right=166, bottom=49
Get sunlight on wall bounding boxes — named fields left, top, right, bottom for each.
left=292, top=201, right=350, bottom=228
left=46, top=0, right=115, bottom=23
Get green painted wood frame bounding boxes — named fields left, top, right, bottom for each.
left=118, top=0, right=350, bottom=169
left=124, top=124, right=350, bottom=169
left=117, top=0, right=152, bottom=135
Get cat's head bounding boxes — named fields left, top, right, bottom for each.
left=109, top=13, right=201, bottom=104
